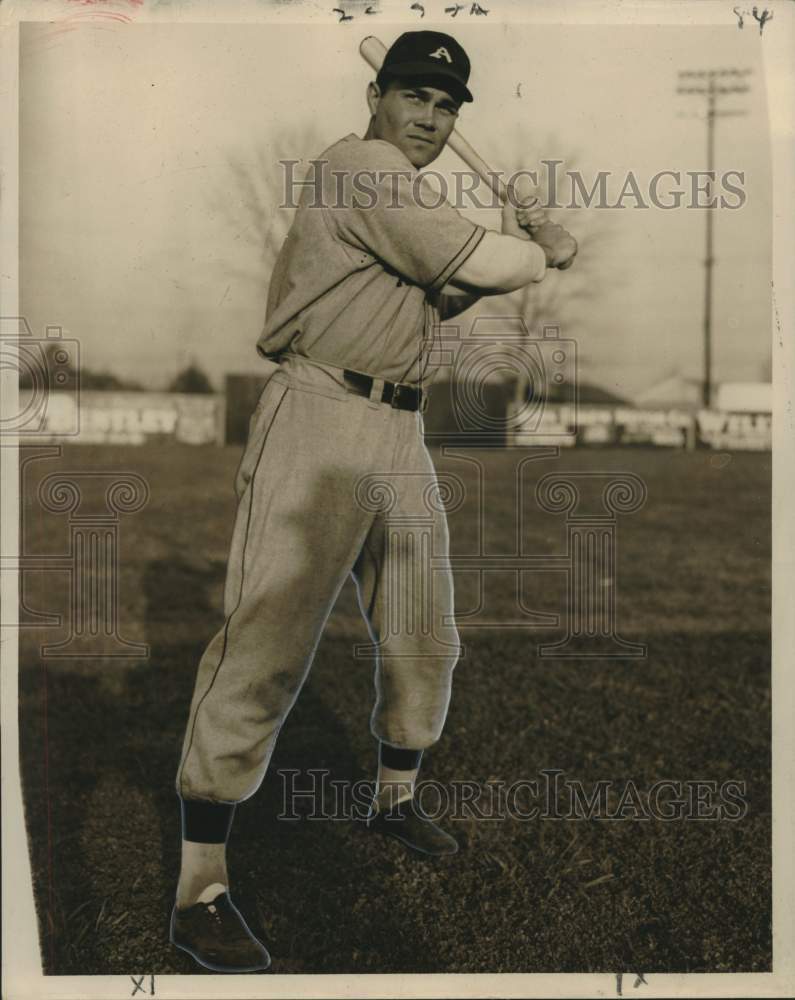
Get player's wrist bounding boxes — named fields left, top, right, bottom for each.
left=529, top=222, right=577, bottom=269
left=501, top=202, right=531, bottom=241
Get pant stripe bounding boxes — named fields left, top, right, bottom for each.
left=177, top=383, right=289, bottom=800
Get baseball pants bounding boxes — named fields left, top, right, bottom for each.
left=176, top=353, right=461, bottom=804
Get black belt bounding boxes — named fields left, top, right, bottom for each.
left=342, top=369, right=427, bottom=412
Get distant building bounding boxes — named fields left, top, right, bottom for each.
left=634, top=371, right=705, bottom=411
left=635, top=372, right=773, bottom=415
left=715, top=382, right=772, bottom=414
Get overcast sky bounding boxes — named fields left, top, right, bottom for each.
left=20, top=19, right=771, bottom=398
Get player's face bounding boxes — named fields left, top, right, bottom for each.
left=367, top=79, right=460, bottom=168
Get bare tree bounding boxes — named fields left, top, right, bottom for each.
left=484, top=130, right=620, bottom=408
left=209, top=124, right=331, bottom=285
left=500, top=132, right=617, bottom=331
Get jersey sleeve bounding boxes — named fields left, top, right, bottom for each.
left=326, top=140, right=486, bottom=293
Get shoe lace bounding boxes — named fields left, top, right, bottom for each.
left=204, top=899, right=252, bottom=945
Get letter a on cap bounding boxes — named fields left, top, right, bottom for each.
left=429, top=46, right=453, bottom=63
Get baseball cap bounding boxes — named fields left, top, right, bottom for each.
left=376, top=30, right=474, bottom=104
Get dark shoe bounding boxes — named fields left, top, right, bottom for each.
left=170, top=892, right=271, bottom=973
left=365, top=797, right=458, bottom=856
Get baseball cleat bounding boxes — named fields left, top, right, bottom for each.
left=170, top=892, right=271, bottom=973
left=365, top=797, right=459, bottom=856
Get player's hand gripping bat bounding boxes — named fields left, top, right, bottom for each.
left=359, top=35, right=576, bottom=270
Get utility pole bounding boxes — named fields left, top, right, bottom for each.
left=677, top=68, right=751, bottom=408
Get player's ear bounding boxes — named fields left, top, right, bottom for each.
left=366, top=81, right=381, bottom=116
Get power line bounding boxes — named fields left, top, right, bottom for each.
left=676, top=68, right=751, bottom=408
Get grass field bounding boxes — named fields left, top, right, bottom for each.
left=16, top=442, right=771, bottom=976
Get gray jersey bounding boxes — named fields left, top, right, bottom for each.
left=258, top=133, right=486, bottom=386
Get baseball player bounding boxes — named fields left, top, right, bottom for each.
left=170, top=29, right=577, bottom=973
